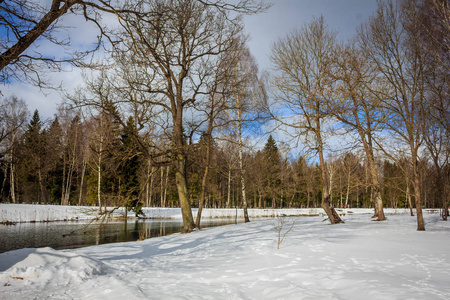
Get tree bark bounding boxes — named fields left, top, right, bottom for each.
left=0, top=0, right=75, bottom=72
left=78, top=157, right=87, bottom=206
left=412, top=153, right=425, bottom=230
left=196, top=116, right=214, bottom=228
left=318, top=130, right=343, bottom=224
left=9, top=147, right=16, bottom=204
left=173, top=105, right=195, bottom=232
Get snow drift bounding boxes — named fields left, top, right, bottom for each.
left=1, top=212, right=449, bottom=299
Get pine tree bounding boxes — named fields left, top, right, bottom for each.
left=46, top=117, right=64, bottom=203
left=262, top=135, right=281, bottom=208
left=119, top=116, right=142, bottom=215
left=18, top=110, right=47, bottom=203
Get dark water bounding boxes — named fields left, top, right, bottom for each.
left=0, top=219, right=238, bottom=253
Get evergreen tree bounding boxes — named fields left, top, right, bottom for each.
left=262, top=135, right=281, bottom=207
left=46, top=117, right=64, bottom=203
left=119, top=116, right=143, bottom=215
left=18, top=110, right=47, bottom=203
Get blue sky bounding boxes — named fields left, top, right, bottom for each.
left=244, top=0, right=379, bottom=72
left=1, top=0, right=380, bottom=120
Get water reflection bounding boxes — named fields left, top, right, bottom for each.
left=0, top=219, right=238, bottom=253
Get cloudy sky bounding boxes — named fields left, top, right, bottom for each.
left=244, top=0, right=378, bottom=71
left=2, top=0, right=380, bottom=120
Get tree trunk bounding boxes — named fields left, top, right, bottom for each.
left=345, top=173, right=350, bottom=208
left=442, top=202, right=448, bottom=221
left=78, top=157, right=87, bottom=206
left=149, top=166, right=155, bottom=206
left=318, top=132, right=343, bottom=224
left=163, top=166, right=169, bottom=207
left=196, top=164, right=209, bottom=228
left=196, top=122, right=213, bottom=228
left=226, top=168, right=232, bottom=208
left=173, top=105, right=195, bottom=232
left=61, top=150, right=66, bottom=205
left=412, top=155, right=425, bottom=230
left=38, top=168, right=46, bottom=204
left=258, top=190, right=262, bottom=209
left=406, top=179, right=414, bottom=217
left=367, top=154, right=386, bottom=221
left=9, top=150, right=16, bottom=203
left=97, top=152, right=102, bottom=213
left=175, top=153, right=195, bottom=231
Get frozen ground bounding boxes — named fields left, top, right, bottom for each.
left=1, top=212, right=449, bottom=299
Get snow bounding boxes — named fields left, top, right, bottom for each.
left=1, top=211, right=449, bottom=299
left=0, top=203, right=423, bottom=223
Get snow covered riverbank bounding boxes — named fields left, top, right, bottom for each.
left=0, top=212, right=449, bottom=299
left=0, top=203, right=436, bottom=223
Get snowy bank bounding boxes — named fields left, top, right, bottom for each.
left=0, top=213, right=449, bottom=299
left=0, top=203, right=439, bottom=223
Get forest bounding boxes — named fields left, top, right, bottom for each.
left=0, top=0, right=449, bottom=231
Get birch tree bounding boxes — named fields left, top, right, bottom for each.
left=223, top=40, right=264, bottom=223
left=0, top=96, right=28, bottom=203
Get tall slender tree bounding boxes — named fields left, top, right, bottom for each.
left=269, top=17, right=343, bottom=224
left=327, top=44, right=386, bottom=220
left=359, top=0, right=431, bottom=230
left=223, top=39, right=264, bottom=222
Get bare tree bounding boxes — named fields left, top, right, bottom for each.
left=194, top=53, right=231, bottom=228
left=414, top=0, right=450, bottom=220
left=0, top=96, right=28, bottom=203
left=269, top=17, right=343, bottom=224
left=0, top=0, right=118, bottom=87
left=223, top=38, right=264, bottom=223
left=74, top=0, right=254, bottom=231
left=327, top=43, right=386, bottom=221
left=0, top=0, right=268, bottom=87
left=359, top=0, right=432, bottom=230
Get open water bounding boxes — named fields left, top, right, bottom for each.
left=0, top=218, right=238, bottom=253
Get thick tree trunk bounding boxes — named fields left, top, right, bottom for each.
left=173, top=105, right=195, bottom=232
left=175, top=152, right=195, bottom=232
left=442, top=202, right=449, bottom=221
left=412, top=156, right=425, bottom=230
left=368, top=155, right=386, bottom=221
left=318, top=132, right=343, bottom=224
left=360, top=137, right=384, bottom=219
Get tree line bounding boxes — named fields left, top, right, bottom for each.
left=0, top=102, right=447, bottom=216
left=0, top=0, right=449, bottom=230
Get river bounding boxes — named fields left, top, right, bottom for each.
left=0, top=218, right=239, bottom=253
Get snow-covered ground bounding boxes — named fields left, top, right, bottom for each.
left=0, top=203, right=433, bottom=223
left=1, top=211, right=449, bottom=299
